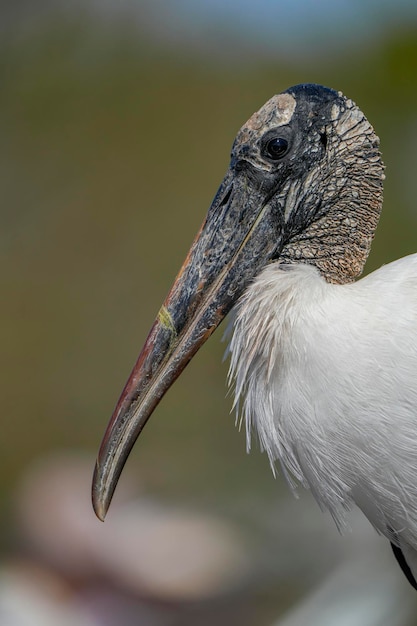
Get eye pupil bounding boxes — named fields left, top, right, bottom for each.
left=266, top=137, right=289, bottom=159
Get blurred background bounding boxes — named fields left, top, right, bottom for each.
left=2, top=0, right=417, bottom=624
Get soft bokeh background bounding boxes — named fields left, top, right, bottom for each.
left=2, top=1, right=417, bottom=624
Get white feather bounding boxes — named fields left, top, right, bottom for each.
left=228, top=255, right=417, bottom=562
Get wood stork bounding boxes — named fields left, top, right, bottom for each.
left=92, top=84, right=417, bottom=590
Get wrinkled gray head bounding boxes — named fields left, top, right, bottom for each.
left=231, top=83, right=384, bottom=283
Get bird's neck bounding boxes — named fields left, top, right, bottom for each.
left=281, top=116, right=384, bottom=285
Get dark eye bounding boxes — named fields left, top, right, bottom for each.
left=265, top=137, right=289, bottom=160
left=266, top=137, right=288, bottom=161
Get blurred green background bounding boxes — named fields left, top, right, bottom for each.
left=1, top=1, right=417, bottom=623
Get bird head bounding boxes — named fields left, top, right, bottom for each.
left=92, top=84, right=384, bottom=520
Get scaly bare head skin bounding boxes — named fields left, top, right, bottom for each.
left=279, top=89, right=384, bottom=283
left=92, top=84, right=384, bottom=519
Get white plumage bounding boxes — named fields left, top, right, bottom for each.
left=229, top=255, right=417, bottom=575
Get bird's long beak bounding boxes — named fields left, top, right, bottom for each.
left=92, top=166, right=284, bottom=520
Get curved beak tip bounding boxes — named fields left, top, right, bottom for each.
left=91, top=471, right=107, bottom=522
left=95, top=509, right=106, bottom=523
left=92, top=456, right=115, bottom=522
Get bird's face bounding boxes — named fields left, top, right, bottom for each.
left=92, top=84, right=383, bottom=519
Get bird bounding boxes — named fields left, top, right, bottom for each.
left=92, top=83, right=417, bottom=590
